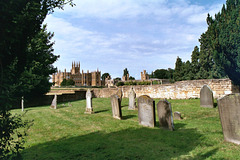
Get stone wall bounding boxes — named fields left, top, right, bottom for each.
left=18, top=78, right=236, bottom=108
left=92, top=79, right=236, bottom=99
left=15, top=90, right=86, bottom=108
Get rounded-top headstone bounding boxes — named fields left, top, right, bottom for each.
left=128, top=88, right=136, bottom=110
left=218, top=93, right=240, bottom=145
left=85, top=89, right=94, bottom=114
left=200, top=85, right=214, bottom=108
left=138, top=95, right=156, bottom=127
left=157, top=100, right=174, bottom=131
left=111, top=94, right=122, bottom=120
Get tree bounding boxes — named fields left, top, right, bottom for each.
left=129, top=76, right=135, bottom=80
left=207, top=0, right=239, bottom=84
left=153, top=69, right=169, bottom=79
left=123, top=68, right=129, bottom=76
left=66, top=79, right=75, bottom=86
left=191, top=46, right=200, bottom=77
left=61, top=79, right=67, bottom=86
left=173, top=57, right=184, bottom=81
left=101, top=73, right=111, bottom=80
left=0, top=0, right=74, bottom=158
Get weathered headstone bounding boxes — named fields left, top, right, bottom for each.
left=174, top=111, right=183, bottom=120
left=50, top=94, right=57, bottom=109
left=85, top=89, right=94, bottom=114
left=157, top=100, right=174, bottom=131
left=68, top=102, right=72, bottom=107
left=128, top=88, right=136, bottom=110
left=116, top=88, right=123, bottom=101
left=200, top=85, right=214, bottom=108
left=218, top=94, right=240, bottom=145
left=21, top=96, right=24, bottom=112
left=111, top=94, right=122, bottom=120
left=138, top=95, right=155, bottom=127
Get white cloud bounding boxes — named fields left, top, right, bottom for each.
left=44, top=0, right=226, bottom=79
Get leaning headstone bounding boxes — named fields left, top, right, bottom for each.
left=138, top=95, right=155, bottom=127
left=218, top=94, right=240, bottom=145
left=128, top=88, right=136, bottom=110
left=174, top=111, right=183, bottom=120
left=50, top=94, right=57, bottom=109
left=200, top=85, right=214, bottom=108
left=157, top=100, right=174, bottom=131
left=111, top=94, right=122, bottom=120
left=85, top=89, right=94, bottom=114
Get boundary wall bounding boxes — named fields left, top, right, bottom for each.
left=17, top=79, right=239, bottom=108
left=92, top=79, right=238, bottom=99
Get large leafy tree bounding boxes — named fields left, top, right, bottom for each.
left=207, top=0, right=240, bottom=85
left=101, top=73, right=111, bottom=80
left=0, top=0, right=74, bottom=158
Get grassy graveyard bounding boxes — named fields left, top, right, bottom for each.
left=11, top=98, right=240, bottom=160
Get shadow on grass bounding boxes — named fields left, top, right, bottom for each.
left=94, top=109, right=109, bottom=114
left=21, top=126, right=215, bottom=159
left=122, top=115, right=136, bottom=120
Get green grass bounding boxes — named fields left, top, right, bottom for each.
left=11, top=98, right=240, bottom=160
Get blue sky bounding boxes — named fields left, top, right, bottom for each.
left=44, top=0, right=226, bottom=79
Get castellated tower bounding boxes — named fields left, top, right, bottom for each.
left=71, top=61, right=80, bottom=74
left=52, top=61, right=102, bottom=87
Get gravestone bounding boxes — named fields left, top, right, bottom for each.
left=138, top=95, right=155, bottom=127
left=128, top=88, right=136, bottom=110
left=174, top=111, right=183, bottom=120
left=157, top=100, right=174, bottom=131
left=116, top=89, right=123, bottom=101
left=85, top=89, right=94, bottom=114
left=50, top=94, right=57, bottom=109
left=21, top=96, right=24, bottom=112
left=200, top=85, right=214, bottom=108
left=218, top=94, right=240, bottom=145
left=68, top=102, right=72, bottom=107
left=111, top=94, right=122, bottom=120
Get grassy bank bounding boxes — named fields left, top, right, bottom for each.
left=11, top=98, right=240, bottom=159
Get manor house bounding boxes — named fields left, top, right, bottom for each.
left=52, top=61, right=101, bottom=86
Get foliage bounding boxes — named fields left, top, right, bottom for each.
left=123, top=68, right=129, bottom=76
left=129, top=76, right=135, bottom=80
left=116, top=81, right=124, bottom=87
left=66, top=79, right=75, bottom=86
left=61, top=79, right=75, bottom=86
left=0, top=112, right=32, bottom=159
left=114, top=77, right=121, bottom=81
left=124, top=81, right=137, bottom=85
left=0, top=0, right=73, bottom=158
left=101, top=73, right=111, bottom=80
left=137, top=81, right=151, bottom=85
left=207, top=0, right=240, bottom=85
left=10, top=98, right=240, bottom=159
left=60, top=79, right=67, bottom=86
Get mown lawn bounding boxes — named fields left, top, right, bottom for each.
left=11, top=98, right=240, bottom=160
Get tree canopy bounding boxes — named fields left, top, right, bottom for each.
left=0, top=0, right=73, bottom=158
